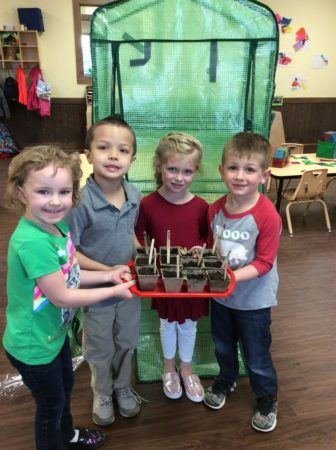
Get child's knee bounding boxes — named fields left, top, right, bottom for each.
left=177, top=319, right=197, bottom=338
left=160, top=318, right=177, bottom=336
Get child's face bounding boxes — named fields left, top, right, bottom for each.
left=85, top=124, right=135, bottom=182
left=159, top=153, right=197, bottom=195
left=17, top=163, right=73, bottom=231
left=219, top=153, right=269, bottom=200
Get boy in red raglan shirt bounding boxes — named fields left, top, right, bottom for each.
left=205, top=132, right=282, bottom=433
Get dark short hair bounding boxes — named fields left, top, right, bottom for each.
left=85, top=114, right=137, bottom=155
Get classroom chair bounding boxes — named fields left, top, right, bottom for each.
left=267, top=111, right=303, bottom=193
left=282, top=169, right=331, bottom=237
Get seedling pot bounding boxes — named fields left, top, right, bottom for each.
left=160, top=254, right=179, bottom=266
left=136, top=247, right=149, bottom=256
left=185, top=268, right=207, bottom=292
left=136, top=266, right=159, bottom=291
left=203, top=258, right=223, bottom=269
left=160, top=246, right=180, bottom=256
left=206, top=269, right=230, bottom=292
left=202, top=249, right=219, bottom=259
left=134, top=255, right=154, bottom=267
left=161, top=267, right=184, bottom=292
left=181, top=257, right=200, bottom=269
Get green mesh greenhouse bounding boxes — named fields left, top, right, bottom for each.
left=89, top=0, right=279, bottom=382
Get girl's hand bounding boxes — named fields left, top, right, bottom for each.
left=111, top=279, right=136, bottom=300
left=108, top=265, right=132, bottom=283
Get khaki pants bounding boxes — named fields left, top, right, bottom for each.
left=83, top=298, right=141, bottom=396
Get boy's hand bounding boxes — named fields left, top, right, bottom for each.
left=108, top=265, right=132, bottom=283
left=112, top=279, right=135, bottom=299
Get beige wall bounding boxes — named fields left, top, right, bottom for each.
left=264, top=0, right=336, bottom=97
left=2, top=0, right=335, bottom=98
left=2, top=0, right=86, bottom=98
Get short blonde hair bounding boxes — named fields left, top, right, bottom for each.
left=222, top=132, right=271, bottom=171
left=153, top=132, right=203, bottom=188
left=5, top=145, right=82, bottom=213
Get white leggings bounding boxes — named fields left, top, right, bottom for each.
left=160, top=318, right=197, bottom=363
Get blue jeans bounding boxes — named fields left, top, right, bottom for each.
left=6, top=337, right=75, bottom=450
left=211, top=300, right=278, bottom=399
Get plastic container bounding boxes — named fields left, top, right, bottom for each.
left=316, top=140, right=336, bottom=159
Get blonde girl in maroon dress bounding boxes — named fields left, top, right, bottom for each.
left=135, top=132, right=208, bottom=402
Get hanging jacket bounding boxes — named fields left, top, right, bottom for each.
left=27, top=65, right=51, bottom=117
left=27, top=65, right=42, bottom=111
left=17, top=65, right=28, bottom=106
left=0, top=85, right=11, bottom=118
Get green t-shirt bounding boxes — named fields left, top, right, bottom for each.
left=3, top=217, right=80, bottom=365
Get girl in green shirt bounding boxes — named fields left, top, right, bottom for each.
left=3, top=146, right=135, bottom=450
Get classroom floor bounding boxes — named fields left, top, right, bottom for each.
left=1, top=156, right=336, bottom=449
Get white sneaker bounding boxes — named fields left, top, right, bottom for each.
left=92, top=395, right=115, bottom=426
left=114, top=386, right=141, bottom=418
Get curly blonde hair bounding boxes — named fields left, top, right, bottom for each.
left=153, top=132, right=203, bottom=188
left=5, top=145, right=82, bottom=213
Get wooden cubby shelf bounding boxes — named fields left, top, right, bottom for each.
left=0, top=30, right=40, bottom=69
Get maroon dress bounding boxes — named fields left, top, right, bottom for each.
left=135, top=191, right=209, bottom=324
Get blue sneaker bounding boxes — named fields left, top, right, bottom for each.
left=203, top=378, right=236, bottom=410
left=251, top=395, right=278, bottom=432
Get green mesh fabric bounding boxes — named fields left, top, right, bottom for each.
left=91, top=0, right=278, bottom=198
left=90, top=0, right=278, bottom=380
left=135, top=299, right=247, bottom=383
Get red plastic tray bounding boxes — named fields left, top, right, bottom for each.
left=129, top=262, right=236, bottom=298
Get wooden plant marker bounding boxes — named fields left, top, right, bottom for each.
left=144, top=231, right=149, bottom=254
left=197, top=243, right=206, bottom=266
left=153, top=248, right=157, bottom=272
left=221, top=258, right=228, bottom=280
left=212, top=232, right=219, bottom=254
left=167, top=229, right=171, bottom=264
left=148, top=238, right=155, bottom=265
left=221, top=251, right=231, bottom=280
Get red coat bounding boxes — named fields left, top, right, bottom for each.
left=17, top=65, right=28, bottom=106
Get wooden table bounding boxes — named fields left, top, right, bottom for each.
left=270, top=153, right=336, bottom=211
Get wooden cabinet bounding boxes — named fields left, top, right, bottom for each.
left=0, top=30, right=39, bottom=69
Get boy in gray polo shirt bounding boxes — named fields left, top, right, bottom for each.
left=66, top=115, right=141, bottom=426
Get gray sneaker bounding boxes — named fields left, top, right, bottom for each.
left=92, top=395, right=115, bottom=426
left=204, top=379, right=237, bottom=410
left=114, top=386, right=141, bottom=418
left=251, top=396, right=278, bottom=432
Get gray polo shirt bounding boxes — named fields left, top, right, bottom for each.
left=66, top=175, right=141, bottom=305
